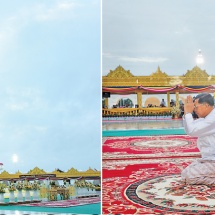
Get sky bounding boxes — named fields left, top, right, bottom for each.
left=0, top=0, right=100, bottom=174
left=102, top=0, right=215, bottom=77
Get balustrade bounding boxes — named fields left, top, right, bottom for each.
left=102, top=107, right=171, bottom=117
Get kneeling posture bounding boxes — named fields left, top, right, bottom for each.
left=182, top=93, right=215, bottom=185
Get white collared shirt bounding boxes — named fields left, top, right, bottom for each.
left=183, top=108, right=215, bottom=160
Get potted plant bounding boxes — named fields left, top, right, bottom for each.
left=16, top=181, right=24, bottom=202
left=8, top=183, right=16, bottom=203
left=23, top=180, right=32, bottom=201
left=0, top=183, right=6, bottom=203
left=32, top=180, right=40, bottom=201
left=171, top=106, right=181, bottom=119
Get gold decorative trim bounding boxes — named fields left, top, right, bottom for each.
left=184, top=66, right=208, bottom=78
left=103, top=66, right=215, bottom=87
left=150, top=66, right=168, bottom=77
left=0, top=170, right=10, bottom=176
left=107, top=65, right=134, bottom=78
left=28, top=167, right=46, bottom=174
left=66, top=167, right=79, bottom=174
left=0, top=167, right=100, bottom=180
left=84, top=167, right=97, bottom=173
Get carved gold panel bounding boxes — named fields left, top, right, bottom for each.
left=103, top=66, right=215, bottom=87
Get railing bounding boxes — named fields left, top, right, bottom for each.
left=102, top=107, right=172, bottom=117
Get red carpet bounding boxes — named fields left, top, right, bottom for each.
left=22, top=197, right=100, bottom=208
left=103, top=135, right=200, bottom=160
left=102, top=135, right=215, bottom=214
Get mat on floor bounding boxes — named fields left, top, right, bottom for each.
left=21, top=197, right=100, bottom=208
left=103, top=135, right=200, bottom=160
left=103, top=157, right=215, bottom=214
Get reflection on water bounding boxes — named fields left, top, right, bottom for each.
left=102, top=119, right=184, bottom=131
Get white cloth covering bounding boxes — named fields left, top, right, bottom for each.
left=183, top=109, right=215, bottom=160
left=182, top=108, right=215, bottom=184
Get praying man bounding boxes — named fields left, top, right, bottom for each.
left=182, top=93, right=215, bottom=185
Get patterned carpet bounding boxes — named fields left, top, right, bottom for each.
left=102, top=135, right=215, bottom=214
left=103, top=135, right=200, bottom=160
left=21, top=197, right=100, bottom=208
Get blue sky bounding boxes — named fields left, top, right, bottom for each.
left=102, top=0, right=215, bottom=76
left=0, top=0, right=100, bottom=174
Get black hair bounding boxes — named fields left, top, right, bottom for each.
left=194, top=93, right=214, bottom=106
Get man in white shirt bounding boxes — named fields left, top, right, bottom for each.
left=182, top=93, right=215, bottom=185
left=160, top=99, right=166, bottom=107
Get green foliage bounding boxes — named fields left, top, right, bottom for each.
left=0, top=183, right=7, bottom=193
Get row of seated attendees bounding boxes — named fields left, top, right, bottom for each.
left=104, top=100, right=199, bottom=119
left=112, top=105, right=132, bottom=108
left=160, top=99, right=176, bottom=107
left=111, top=102, right=177, bottom=108
left=104, top=99, right=178, bottom=109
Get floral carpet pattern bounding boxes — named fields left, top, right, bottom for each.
left=127, top=174, right=215, bottom=212
left=102, top=135, right=215, bottom=214
left=103, top=135, right=201, bottom=160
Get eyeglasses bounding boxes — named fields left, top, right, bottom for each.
left=194, top=104, right=203, bottom=109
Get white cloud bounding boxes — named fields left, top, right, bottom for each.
left=34, top=126, right=48, bottom=133
left=103, top=52, right=168, bottom=63
left=4, top=87, right=48, bottom=112
left=103, top=52, right=112, bottom=58
left=92, top=0, right=99, bottom=5
left=174, top=26, right=191, bottom=35
left=57, top=1, right=76, bottom=10
left=35, top=1, right=79, bottom=21
left=6, top=87, right=41, bottom=97
left=0, top=17, right=20, bottom=60
left=0, top=1, right=81, bottom=60
left=7, top=102, right=29, bottom=111
left=119, top=56, right=168, bottom=63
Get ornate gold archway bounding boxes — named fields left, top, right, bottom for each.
left=102, top=66, right=215, bottom=116
left=103, top=65, right=215, bottom=87
left=0, top=167, right=100, bottom=180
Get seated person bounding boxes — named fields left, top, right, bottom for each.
left=170, top=99, right=175, bottom=107
left=160, top=99, right=166, bottom=107
left=179, top=103, right=184, bottom=117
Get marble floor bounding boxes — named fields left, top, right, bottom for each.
left=102, top=119, right=183, bottom=131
